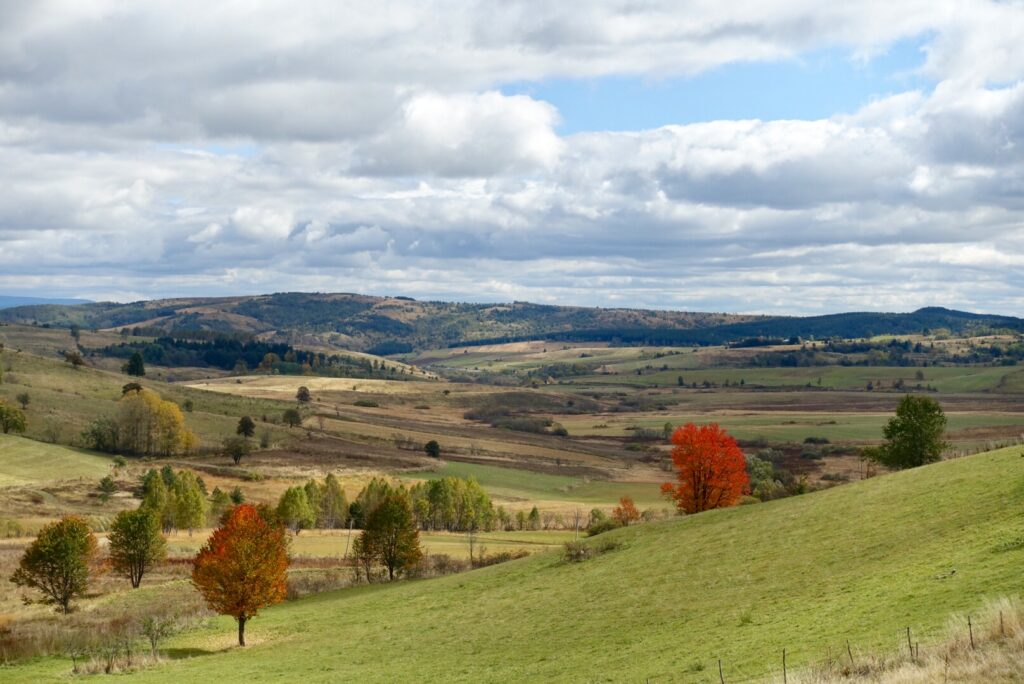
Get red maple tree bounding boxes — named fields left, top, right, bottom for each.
left=191, top=504, right=289, bottom=646
left=612, top=496, right=641, bottom=526
left=661, top=423, right=749, bottom=514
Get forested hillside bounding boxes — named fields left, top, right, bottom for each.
left=2, top=293, right=1021, bottom=353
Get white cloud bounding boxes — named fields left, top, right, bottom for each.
left=1, top=2, right=1024, bottom=314
left=230, top=207, right=294, bottom=241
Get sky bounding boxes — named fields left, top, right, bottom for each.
left=1, top=1, right=1023, bottom=315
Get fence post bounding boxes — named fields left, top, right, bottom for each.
left=906, top=627, right=913, bottom=660
left=1000, top=610, right=1005, bottom=638
left=718, top=658, right=724, bottom=684
left=846, top=639, right=855, bottom=668
left=968, top=615, right=974, bottom=650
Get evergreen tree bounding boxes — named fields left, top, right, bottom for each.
left=237, top=415, right=256, bottom=438
left=124, top=351, right=146, bottom=377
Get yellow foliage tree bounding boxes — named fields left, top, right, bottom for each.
left=117, top=389, right=197, bottom=456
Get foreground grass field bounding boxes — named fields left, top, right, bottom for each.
left=9, top=445, right=1024, bottom=682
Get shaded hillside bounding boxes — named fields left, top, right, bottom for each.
left=2, top=293, right=1020, bottom=352
left=0, top=292, right=758, bottom=352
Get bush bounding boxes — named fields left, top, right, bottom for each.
left=564, top=540, right=592, bottom=562
left=353, top=399, right=379, bottom=408
left=564, top=538, right=621, bottom=563
left=587, top=518, right=623, bottom=536
left=803, top=436, right=830, bottom=445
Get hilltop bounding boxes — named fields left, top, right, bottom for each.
left=2, top=292, right=1021, bottom=353
left=0, top=295, right=92, bottom=309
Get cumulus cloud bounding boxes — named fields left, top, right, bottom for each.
left=1, top=1, right=1024, bottom=314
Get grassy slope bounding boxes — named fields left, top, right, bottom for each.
left=0, top=434, right=113, bottom=486
left=13, top=445, right=1021, bottom=683
left=0, top=349, right=295, bottom=448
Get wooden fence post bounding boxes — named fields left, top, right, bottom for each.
left=906, top=627, right=913, bottom=660
left=718, top=658, right=724, bottom=684
left=846, top=640, right=855, bottom=668
left=968, top=615, right=975, bottom=650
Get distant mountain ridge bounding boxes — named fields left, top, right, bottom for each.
left=0, top=293, right=1019, bottom=352
left=0, top=295, right=92, bottom=309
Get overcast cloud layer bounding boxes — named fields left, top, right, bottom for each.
left=2, top=1, right=1024, bottom=314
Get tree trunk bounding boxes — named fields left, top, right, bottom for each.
left=238, top=616, right=246, bottom=646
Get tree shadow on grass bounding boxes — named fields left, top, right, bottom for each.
left=162, top=647, right=226, bottom=659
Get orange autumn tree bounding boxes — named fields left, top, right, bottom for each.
left=612, top=496, right=640, bottom=526
left=661, top=423, right=749, bottom=514
left=191, top=504, right=289, bottom=646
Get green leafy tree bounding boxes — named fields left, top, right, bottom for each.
left=141, top=473, right=176, bottom=532
left=276, top=486, right=315, bottom=533
left=295, top=386, right=311, bottom=403
left=0, top=401, right=27, bottom=434
left=172, top=471, right=208, bottom=535
left=868, top=395, right=949, bottom=469
left=303, top=480, right=322, bottom=521
left=356, top=488, right=422, bottom=581
left=237, top=415, right=256, bottom=438
left=352, top=477, right=393, bottom=527
left=527, top=506, right=541, bottom=531
left=122, top=382, right=143, bottom=395
left=124, top=351, right=146, bottom=377
left=424, top=440, right=441, bottom=459
left=209, top=487, right=232, bottom=522
left=230, top=486, right=245, bottom=505
left=15, top=392, right=29, bottom=410
left=282, top=408, right=302, bottom=428
left=222, top=436, right=252, bottom=465
left=321, top=473, right=348, bottom=528
left=81, top=417, right=119, bottom=452
left=9, top=516, right=97, bottom=613
left=64, top=350, right=86, bottom=368
left=108, top=509, right=166, bottom=588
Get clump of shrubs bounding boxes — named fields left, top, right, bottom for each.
left=564, top=538, right=620, bottom=563
left=353, top=399, right=379, bottom=408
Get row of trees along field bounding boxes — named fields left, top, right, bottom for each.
left=274, top=474, right=568, bottom=534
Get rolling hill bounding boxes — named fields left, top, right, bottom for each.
left=0, top=295, right=91, bottom=309
left=13, top=445, right=1023, bottom=682
left=2, top=293, right=1021, bottom=353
